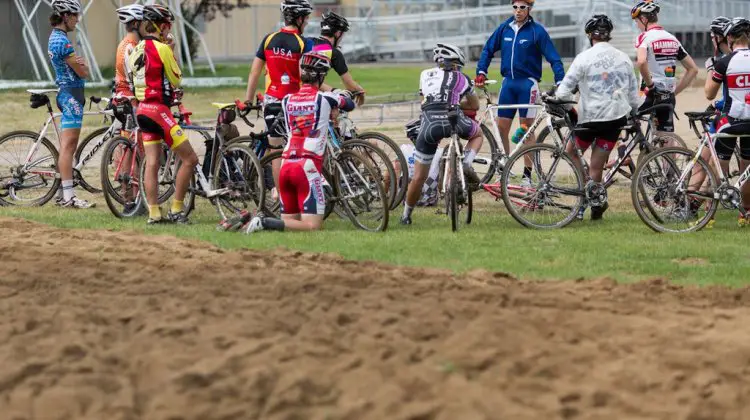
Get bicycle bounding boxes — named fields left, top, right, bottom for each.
left=442, top=105, right=473, bottom=232
left=138, top=100, right=265, bottom=220
left=630, top=110, right=750, bottom=233
left=500, top=94, right=676, bottom=229
left=0, top=89, right=117, bottom=206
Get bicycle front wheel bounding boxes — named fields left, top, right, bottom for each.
left=631, top=147, right=718, bottom=233
left=354, top=131, right=408, bottom=209
left=501, top=144, right=584, bottom=229
left=101, top=136, right=143, bottom=218
left=342, top=139, right=397, bottom=210
left=334, top=150, right=389, bottom=232
left=75, top=126, right=111, bottom=194
left=0, top=130, right=60, bottom=206
left=212, top=143, right=265, bottom=220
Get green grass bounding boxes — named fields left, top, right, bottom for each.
left=1, top=191, right=749, bottom=287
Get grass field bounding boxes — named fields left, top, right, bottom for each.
left=3, top=64, right=745, bottom=287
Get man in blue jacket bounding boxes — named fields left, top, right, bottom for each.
left=476, top=0, right=564, bottom=182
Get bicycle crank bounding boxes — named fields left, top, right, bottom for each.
left=585, top=181, right=608, bottom=208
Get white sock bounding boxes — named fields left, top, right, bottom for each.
left=463, top=149, right=477, bottom=166
left=403, top=204, right=414, bottom=218
left=62, top=180, right=75, bottom=201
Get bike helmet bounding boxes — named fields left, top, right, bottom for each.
left=515, top=0, right=534, bottom=5
left=724, top=17, right=750, bottom=39
left=630, top=0, right=660, bottom=19
left=585, top=14, right=613, bottom=38
left=142, top=5, right=174, bottom=23
left=300, top=51, right=332, bottom=74
left=51, top=0, right=81, bottom=15
left=432, top=43, right=466, bottom=68
left=117, top=4, right=144, bottom=24
left=710, top=16, right=731, bottom=37
left=321, top=11, right=350, bottom=35
left=281, top=0, right=313, bottom=21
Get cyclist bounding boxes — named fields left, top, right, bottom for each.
left=47, top=0, right=94, bottom=209
left=396, top=123, right=444, bottom=207
left=475, top=0, right=565, bottom=186
left=129, top=5, right=198, bottom=224
left=244, top=0, right=314, bottom=191
left=312, top=12, right=365, bottom=106
left=114, top=4, right=143, bottom=103
left=706, top=17, right=750, bottom=222
left=552, top=14, right=641, bottom=221
left=239, top=52, right=355, bottom=234
left=401, top=43, right=482, bottom=226
left=631, top=0, right=698, bottom=136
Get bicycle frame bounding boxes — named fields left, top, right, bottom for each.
left=440, top=131, right=467, bottom=197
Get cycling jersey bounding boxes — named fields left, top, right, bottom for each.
left=256, top=29, right=313, bottom=100
left=419, top=67, right=473, bottom=107
left=280, top=84, right=355, bottom=161
left=128, top=37, right=182, bottom=106
left=115, top=36, right=138, bottom=97
left=311, top=38, right=348, bottom=76
left=48, top=29, right=84, bottom=88
left=557, top=42, right=641, bottom=125
left=635, top=26, right=688, bottom=92
left=712, top=49, right=750, bottom=120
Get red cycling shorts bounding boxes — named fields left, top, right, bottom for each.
left=136, top=102, right=188, bottom=149
left=279, top=158, right=325, bottom=216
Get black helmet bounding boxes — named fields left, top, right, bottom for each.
left=281, top=0, right=313, bottom=22
left=143, top=5, right=174, bottom=23
left=321, top=11, right=349, bottom=36
left=585, top=14, right=613, bottom=40
left=710, top=16, right=731, bottom=37
left=725, top=17, right=750, bottom=39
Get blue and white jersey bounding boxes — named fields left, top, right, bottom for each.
left=48, top=29, right=85, bottom=88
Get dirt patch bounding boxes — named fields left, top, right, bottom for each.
left=2, top=218, right=750, bottom=420
left=673, top=257, right=710, bottom=266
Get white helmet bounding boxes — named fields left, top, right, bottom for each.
left=432, top=43, right=466, bottom=67
left=117, top=4, right=144, bottom=24
left=51, top=0, right=82, bottom=15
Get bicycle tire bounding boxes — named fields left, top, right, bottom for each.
left=342, top=139, right=397, bottom=210
left=536, top=119, right=568, bottom=146
left=334, top=150, right=389, bottom=232
left=74, top=126, right=110, bottom=194
left=478, top=123, right=500, bottom=185
left=101, top=136, right=144, bottom=218
left=353, top=131, right=408, bottom=210
left=501, top=143, right=584, bottom=229
left=631, top=146, right=719, bottom=233
left=0, top=130, right=60, bottom=206
left=448, top=141, right=460, bottom=232
left=212, top=143, right=265, bottom=220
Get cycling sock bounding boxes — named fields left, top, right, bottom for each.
left=62, top=180, right=75, bottom=201
left=463, top=149, right=478, bottom=166
left=149, top=205, right=162, bottom=220
left=403, top=204, right=414, bottom=219
left=523, top=166, right=532, bottom=179
left=261, top=217, right=285, bottom=231
left=171, top=199, right=184, bottom=214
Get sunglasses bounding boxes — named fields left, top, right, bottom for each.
left=513, top=5, right=529, bottom=10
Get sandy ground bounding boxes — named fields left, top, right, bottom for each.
left=3, top=217, right=750, bottom=420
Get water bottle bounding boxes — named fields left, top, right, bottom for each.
left=511, top=124, right=528, bottom=144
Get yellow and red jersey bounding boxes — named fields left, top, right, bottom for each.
left=128, top=36, right=182, bottom=105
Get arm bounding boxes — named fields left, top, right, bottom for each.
left=674, top=53, right=699, bottom=96
left=158, top=44, right=182, bottom=87
left=245, top=57, right=265, bottom=103
left=636, top=47, right=651, bottom=87
left=627, top=64, right=643, bottom=111
left=459, top=92, right=480, bottom=111
left=327, top=94, right=355, bottom=112
left=555, top=59, right=579, bottom=101
left=340, top=73, right=365, bottom=106
left=539, top=27, right=565, bottom=84
left=706, top=53, right=728, bottom=101
left=476, top=24, right=504, bottom=76
left=705, top=78, right=721, bottom=101
left=65, top=55, right=89, bottom=79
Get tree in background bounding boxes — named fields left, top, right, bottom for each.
left=180, top=0, right=250, bottom=61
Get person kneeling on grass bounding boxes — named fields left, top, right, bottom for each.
left=219, top=51, right=355, bottom=234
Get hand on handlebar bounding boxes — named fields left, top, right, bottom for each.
left=474, top=74, right=487, bottom=87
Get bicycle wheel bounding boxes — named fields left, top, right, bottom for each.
left=74, top=126, right=110, bottom=194
left=477, top=123, right=500, bottom=185
left=353, top=131, right=408, bottom=210
left=212, top=143, right=265, bottom=220
left=333, top=150, right=389, bottom=232
left=631, top=147, right=718, bottom=233
left=445, top=142, right=462, bottom=232
left=501, top=143, right=584, bottom=229
left=0, top=130, right=60, bottom=206
left=258, top=150, right=282, bottom=217
left=342, top=139, right=397, bottom=210
left=536, top=119, right=569, bottom=147
left=138, top=145, right=177, bottom=206
left=101, top=136, right=144, bottom=218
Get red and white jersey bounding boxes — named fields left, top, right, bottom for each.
left=281, top=85, right=354, bottom=161
left=635, top=26, right=688, bottom=92
left=712, top=49, right=750, bottom=120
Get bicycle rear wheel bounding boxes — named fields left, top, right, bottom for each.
left=101, top=136, right=144, bottom=218
left=334, top=150, right=389, bottom=232
left=75, top=126, right=110, bottom=194
left=342, top=139, right=397, bottom=210
left=353, top=131, right=408, bottom=209
left=478, top=123, right=500, bottom=185
left=0, top=130, right=60, bottom=206
left=501, top=143, right=584, bottom=229
left=631, top=147, right=718, bottom=233
left=259, top=150, right=282, bottom=217
left=212, top=143, right=265, bottom=220
left=138, top=145, right=178, bottom=206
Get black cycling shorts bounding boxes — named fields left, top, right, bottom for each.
left=639, top=90, right=675, bottom=132
left=415, top=106, right=478, bottom=164
left=263, top=101, right=286, bottom=138
left=574, top=116, right=628, bottom=152
left=715, top=117, right=750, bottom=160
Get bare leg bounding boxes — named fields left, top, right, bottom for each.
left=497, top=117, right=512, bottom=156
left=280, top=213, right=324, bottom=231
left=520, top=116, right=536, bottom=169
left=144, top=143, right=162, bottom=207
left=58, top=128, right=80, bottom=182
left=269, top=136, right=283, bottom=192
left=405, top=161, right=430, bottom=208
left=589, top=146, right=612, bottom=183
left=171, top=141, right=199, bottom=203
